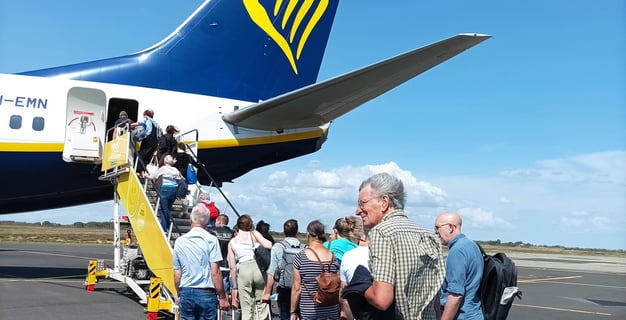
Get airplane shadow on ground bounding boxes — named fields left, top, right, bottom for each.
left=0, top=265, right=274, bottom=320
left=0, top=265, right=146, bottom=304
left=0, top=266, right=87, bottom=279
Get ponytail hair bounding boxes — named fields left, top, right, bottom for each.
left=334, top=216, right=363, bottom=244
left=306, top=220, right=327, bottom=243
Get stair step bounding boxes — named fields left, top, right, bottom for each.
left=171, top=218, right=191, bottom=234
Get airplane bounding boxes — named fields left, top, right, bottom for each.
left=0, top=0, right=489, bottom=214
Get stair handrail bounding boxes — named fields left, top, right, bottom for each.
left=176, top=129, right=241, bottom=218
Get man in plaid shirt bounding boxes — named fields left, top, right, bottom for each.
left=357, top=172, right=445, bottom=320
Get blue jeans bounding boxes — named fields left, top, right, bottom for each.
left=178, top=287, right=218, bottom=320
left=277, top=286, right=292, bottom=320
left=159, top=187, right=177, bottom=232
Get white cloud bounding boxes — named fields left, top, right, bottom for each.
left=559, top=210, right=610, bottom=231
left=218, top=162, right=449, bottom=226
left=500, top=150, right=626, bottom=185
left=458, top=207, right=514, bottom=229
left=498, top=197, right=512, bottom=204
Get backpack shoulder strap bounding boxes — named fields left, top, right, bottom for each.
left=306, top=247, right=325, bottom=270
left=306, top=248, right=332, bottom=273
left=475, top=241, right=487, bottom=257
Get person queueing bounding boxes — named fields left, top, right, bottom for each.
left=339, top=231, right=369, bottom=320
left=262, top=219, right=303, bottom=320
left=434, top=212, right=484, bottom=320
left=324, top=216, right=360, bottom=266
left=132, top=109, right=159, bottom=176
left=356, top=172, right=445, bottom=320
left=290, top=220, right=340, bottom=320
left=113, top=110, right=133, bottom=139
left=256, top=220, right=275, bottom=244
left=157, top=125, right=179, bottom=161
left=174, top=142, right=199, bottom=180
left=227, top=215, right=273, bottom=320
left=148, top=154, right=182, bottom=232
left=113, top=110, right=136, bottom=159
left=173, top=204, right=230, bottom=320
left=213, top=214, right=234, bottom=294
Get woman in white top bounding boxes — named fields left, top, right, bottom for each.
left=148, top=154, right=182, bottom=232
left=228, top=214, right=273, bottom=320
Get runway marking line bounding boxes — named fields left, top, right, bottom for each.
left=516, top=303, right=612, bottom=316
left=520, top=275, right=626, bottom=289
left=519, top=275, right=582, bottom=283
left=3, top=249, right=107, bottom=261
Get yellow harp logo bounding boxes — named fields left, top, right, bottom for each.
left=243, top=0, right=329, bottom=74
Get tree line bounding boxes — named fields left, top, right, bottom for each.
left=1, top=221, right=622, bottom=253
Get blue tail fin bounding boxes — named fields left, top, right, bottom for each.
left=22, top=0, right=340, bottom=102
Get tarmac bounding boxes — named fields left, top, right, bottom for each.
left=0, top=243, right=624, bottom=319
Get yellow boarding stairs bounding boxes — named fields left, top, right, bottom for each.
left=86, top=125, right=203, bottom=317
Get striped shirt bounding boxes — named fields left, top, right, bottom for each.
left=293, top=250, right=340, bottom=320
left=369, top=209, right=445, bottom=320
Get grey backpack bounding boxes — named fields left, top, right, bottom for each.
left=275, top=240, right=304, bottom=288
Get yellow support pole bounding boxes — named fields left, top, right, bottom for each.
left=85, top=259, right=109, bottom=292
left=146, top=277, right=174, bottom=319
left=86, top=260, right=97, bottom=292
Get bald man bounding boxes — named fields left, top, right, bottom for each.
left=434, top=212, right=484, bottom=320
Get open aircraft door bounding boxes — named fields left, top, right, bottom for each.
left=62, top=87, right=107, bottom=163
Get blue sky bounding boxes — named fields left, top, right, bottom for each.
left=1, top=0, right=624, bottom=250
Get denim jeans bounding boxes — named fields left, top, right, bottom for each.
left=158, top=187, right=177, bottom=232
left=276, top=286, right=292, bottom=320
left=178, top=287, right=218, bottom=320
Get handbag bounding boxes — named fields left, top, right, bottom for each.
left=131, top=124, right=147, bottom=141
left=145, top=154, right=159, bottom=175
left=251, top=233, right=271, bottom=274
left=186, top=163, right=197, bottom=184
left=176, top=179, right=189, bottom=198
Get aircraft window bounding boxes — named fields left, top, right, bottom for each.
left=33, top=117, right=45, bottom=131
left=9, top=115, right=22, bottom=129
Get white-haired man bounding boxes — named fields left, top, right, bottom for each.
left=173, top=204, right=230, bottom=319
left=356, top=172, right=445, bottom=320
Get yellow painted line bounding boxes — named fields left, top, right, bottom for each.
left=0, top=128, right=326, bottom=151
left=0, top=142, right=64, bottom=152
left=516, top=303, right=612, bottom=316
left=197, top=128, right=326, bottom=148
left=519, top=275, right=583, bottom=283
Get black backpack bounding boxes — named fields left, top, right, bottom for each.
left=477, top=244, right=522, bottom=320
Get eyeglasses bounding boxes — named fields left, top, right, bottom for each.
left=435, top=223, right=454, bottom=231
left=357, top=196, right=380, bottom=208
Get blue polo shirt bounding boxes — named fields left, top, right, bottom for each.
left=440, top=234, right=484, bottom=319
left=173, top=227, right=223, bottom=288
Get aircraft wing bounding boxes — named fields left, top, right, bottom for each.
left=223, top=33, right=490, bottom=131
